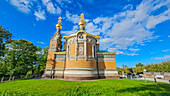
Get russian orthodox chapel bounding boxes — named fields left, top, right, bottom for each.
left=42, top=13, right=119, bottom=80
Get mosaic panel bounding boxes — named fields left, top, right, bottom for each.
left=97, top=55, right=115, bottom=58
left=56, top=54, right=66, bottom=58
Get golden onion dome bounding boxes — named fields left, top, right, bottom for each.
left=56, top=23, right=62, bottom=29
left=78, top=13, right=86, bottom=29
left=78, top=20, right=86, bottom=27
left=56, top=16, right=62, bottom=30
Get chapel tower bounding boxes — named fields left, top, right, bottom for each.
left=48, top=17, right=62, bottom=52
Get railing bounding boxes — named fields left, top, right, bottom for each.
left=122, top=75, right=170, bottom=84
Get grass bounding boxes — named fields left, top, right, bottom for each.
left=0, top=79, right=170, bottom=96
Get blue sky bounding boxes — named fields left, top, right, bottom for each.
left=0, top=0, right=170, bottom=68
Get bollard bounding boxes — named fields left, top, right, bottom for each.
left=1, top=76, right=4, bottom=83
left=130, top=75, right=132, bottom=80
left=154, top=77, right=157, bottom=85
left=144, top=77, right=146, bottom=83
left=12, top=76, right=15, bottom=81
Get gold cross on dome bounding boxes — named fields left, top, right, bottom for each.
left=58, top=16, right=62, bottom=23
left=80, top=13, right=84, bottom=20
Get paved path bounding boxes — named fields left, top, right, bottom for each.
left=134, top=77, right=170, bottom=83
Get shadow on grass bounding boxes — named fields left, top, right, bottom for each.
left=0, top=90, right=29, bottom=96
left=116, top=84, right=170, bottom=96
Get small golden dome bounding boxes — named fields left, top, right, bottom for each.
left=56, top=23, right=62, bottom=29
left=78, top=20, right=86, bottom=27
left=78, top=13, right=86, bottom=29
left=56, top=16, right=62, bottom=30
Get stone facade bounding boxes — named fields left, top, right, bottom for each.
left=42, top=14, right=119, bottom=80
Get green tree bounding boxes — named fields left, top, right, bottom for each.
left=4, top=39, right=37, bottom=79
left=34, top=46, right=48, bottom=75
left=0, top=25, right=12, bottom=57
left=136, top=63, right=144, bottom=67
left=124, top=67, right=131, bottom=73
left=0, top=25, right=12, bottom=76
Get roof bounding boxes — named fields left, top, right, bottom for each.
left=50, top=32, right=61, bottom=41
left=63, top=30, right=100, bottom=40
left=54, top=51, right=66, bottom=54
left=97, top=50, right=116, bottom=55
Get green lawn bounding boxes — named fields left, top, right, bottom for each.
left=0, top=79, right=170, bottom=96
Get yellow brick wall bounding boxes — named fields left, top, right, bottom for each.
left=70, top=43, right=75, bottom=56
left=46, top=52, right=55, bottom=68
left=66, top=60, right=96, bottom=68
left=87, top=43, right=92, bottom=56
left=55, top=62, right=65, bottom=68
left=98, top=61, right=116, bottom=69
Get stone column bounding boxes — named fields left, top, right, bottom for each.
left=75, top=35, right=78, bottom=61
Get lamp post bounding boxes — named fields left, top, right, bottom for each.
left=143, top=69, right=147, bottom=83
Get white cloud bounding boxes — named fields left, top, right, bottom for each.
left=34, top=9, right=46, bottom=21
left=42, top=0, right=61, bottom=14
left=8, top=0, right=31, bottom=13
left=61, top=25, right=79, bottom=35
left=107, top=48, right=139, bottom=56
left=37, top=41, right=45, bottom=44
left=65, top=11, right=90, bottom=24
left=66, top=11, right=80, bottom=24
left=159, top=40, right=164, bottom=42
left=56, top=6, right=61, bottom=14
left=168, top=35, right=170, bottom=37
left=107, top=48, right=126, bottom=55
left=46, top=2, right=57, bottom=14
left=100, top=0, right=169, bottom=50
left=123, top=4, right=133, bottom=10
left=65, top=0, right=170, bottom=53
left=107, top=48, right=117, bottom=52
left=117, top=51, right=125, bottom=55
left=146, top=1, right=170, bottom=29
left=129, top=48, right=140, bottom=52
left=55, top=0, right=72, bottom=5
left=42, top=0, right=49, bottom=5
left=85, top=22, right=101, bottom=35
left=8, top=0, right=56, bottom=20
left=162, top=49, right=169, bottom=52
left=127, top=53, right=139, bottom=56
left=61, top=0, right=170, bottom=56
left=153, top=55, right=170, bottom=59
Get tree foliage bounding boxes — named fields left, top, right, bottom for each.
left=0, top=39, right=48, bottom=77
left=135, top=63, right=144, bottom=67
left=134, top=61, right=170, bottom=74
left=3, top=39, right=37, bottom=77
left=118, top=61, right=170, bottom=74
left=0, top=25, right=12, bottom=57
left=34, top=46, right=49, bottom=75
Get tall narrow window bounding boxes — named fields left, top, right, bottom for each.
left=68, top=46, right=70, bottom=57
left=93, top=46, right=96, bottom=57
left=78, top=43, right=84, bottom=55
